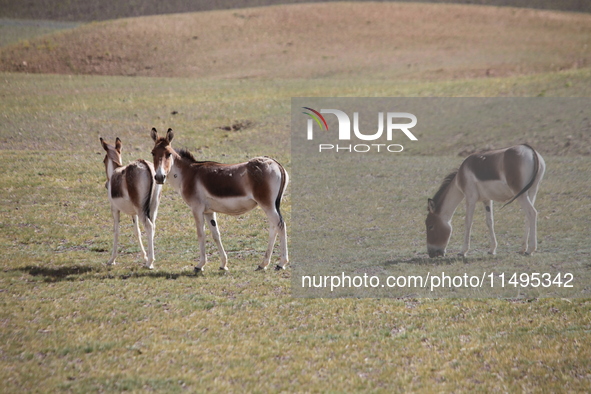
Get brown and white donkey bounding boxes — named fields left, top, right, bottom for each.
left=426, top=144, right=545, bottom=258
left=100, top=137, right=162, bottom=268
left=150, top=128, right=289, bottom=271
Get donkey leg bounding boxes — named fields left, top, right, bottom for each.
left=484, top=201, right=497, bottom=255
left=257, top=208, right=281, bottom=270
left=460, top=199, right=476, bottom=257
left=518, top=195, right=538, bottom=255
left=520, top=218, right=530, bottom=254
left=192, top=211, right=208, bottom=271
left=205, top=213, right=228, bottom=271
left=132, top=215, right=149, bottom=265
left=108, top=208, right=121, bottom=265
left=276, top=221, right=289, bottom=270
left=521, top=187, right=539, bottom=254
left=261, top=225, right=279, bottom=271
left=143, top=217, right=156, bottom=270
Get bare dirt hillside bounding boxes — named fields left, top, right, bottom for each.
left=0, top=0, right=589, bottom=21
left=1, top=2, right=590, bottom=80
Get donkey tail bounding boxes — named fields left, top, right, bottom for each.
left=502, top=144, right=540, bottom=208
left=139, top=159, right=156, bottom=221
left=272, top=159, right=289, bottom=229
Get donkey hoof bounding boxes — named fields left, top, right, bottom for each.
left=255, top=266, right=266, bottom=271
left=194, top=266, right=203, bottom=273
left=145, top=265, right=155, bottom=270
left=275, top=265, right=285, bottom=271
left=219, top=266, right=228, bottom=271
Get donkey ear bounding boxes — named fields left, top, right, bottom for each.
left=100, top=137, right=109, bottom=151
left=166, top=128, right=174, bottom=143
left=428, top=198, right=436, bottom=214
left=115, top=137, right=122, bottom=152
left=150, top=127, right=159, bottom=142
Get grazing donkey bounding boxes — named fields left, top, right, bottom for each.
left=426, top=144, right=545, bottom=258
left=100, top=137, right=162, bottom=268
left=150, top=128, right=289, bottom=271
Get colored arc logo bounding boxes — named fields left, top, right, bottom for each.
left=302, top=107, right=329, bottom=131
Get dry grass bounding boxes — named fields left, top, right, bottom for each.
left=1, top=69, right=590, bottom=393
left=1, top=3, right=590, bottom=80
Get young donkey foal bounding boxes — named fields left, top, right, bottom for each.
left=426, top=144, right=545, bottom=258
left=150, top=128, right=289, bottom=271
left=100, top=138, right=162, bottom=268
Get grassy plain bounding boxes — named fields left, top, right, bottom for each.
left=1, top=3, right=591, bottom=392
left=1, top=69, right=591, bottom=392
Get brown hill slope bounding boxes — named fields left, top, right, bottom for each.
left=1, top=3, right=590, bottom=80
left=1, top=0, right=589, bottom=21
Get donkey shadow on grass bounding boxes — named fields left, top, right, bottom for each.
left=14, top=264, right=201, bottom=283
left=383, top=253, right=500, bottom=267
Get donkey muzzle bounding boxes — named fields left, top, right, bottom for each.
left=427, top=246, right=445, bottom=258
left=154, top=173, right=166, bottom=184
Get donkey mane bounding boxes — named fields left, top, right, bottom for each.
left=175, top=148, right=218, bottom=165
left=431, top=170, right=458, bottom=209
left=176, top=148, right=198, bottom=162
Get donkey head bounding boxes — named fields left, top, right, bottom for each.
left=100, top=137, right=123, bottom=179
left=150, top=127, right=174, bottom=185
left=425, top=198, right=452, bottom=258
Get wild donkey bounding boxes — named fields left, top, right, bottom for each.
left=426, top=144, right=545, bottom=258
left=150, top=128, right=289, bottom=271
left=100, top=137, right=162, bottom=268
